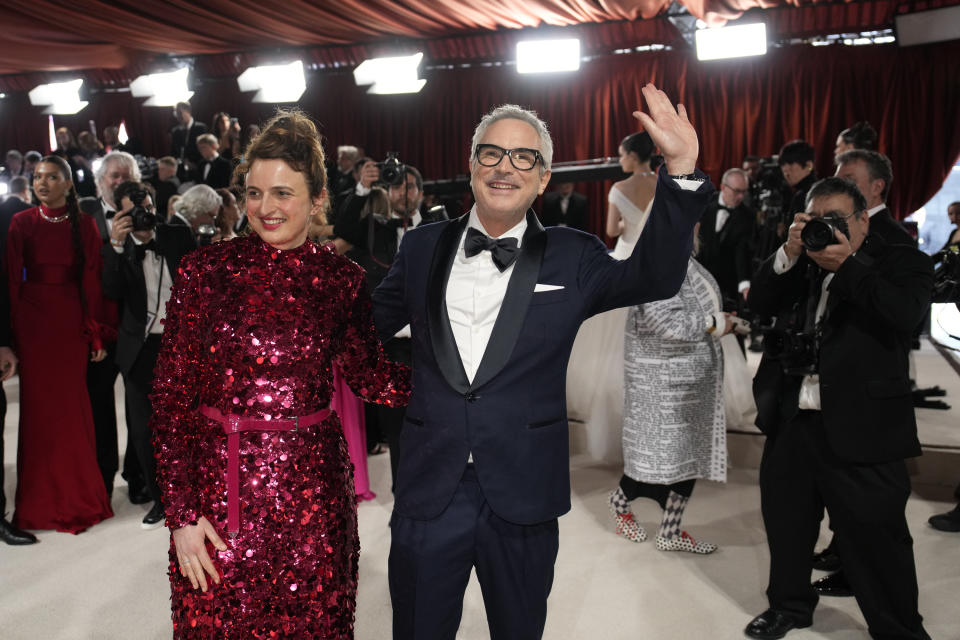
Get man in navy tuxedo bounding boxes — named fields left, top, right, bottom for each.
left=372, top=84, right=713, bottom=639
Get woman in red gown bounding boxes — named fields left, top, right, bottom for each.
left=6, top=155, right=113, bottom=534
left=152, top=111, right=409, bottom=639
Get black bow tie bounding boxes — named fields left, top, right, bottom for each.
left=464, top=227, right=519, bottom=272
left=134, top=239, right=157, bottom=261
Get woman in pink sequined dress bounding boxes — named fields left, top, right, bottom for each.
left=151, top=111, right=409, bottom=639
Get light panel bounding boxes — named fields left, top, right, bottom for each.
left=237, top=61, right=306, bottom=103
left=130, top=68, right=193, bottom=106
left=29, top=79, right=88, bottom=114
left=353, top=53, right=426, bottom=94
left=695, top=23, right=767, bottom=61
left=516, top=39, right=581, bottom=74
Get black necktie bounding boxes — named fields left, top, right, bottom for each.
left=135, top=239, right=157, bottom=261
left=464, top=227, right=519, bottom=272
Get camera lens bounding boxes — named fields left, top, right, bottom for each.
left=801, top=218, right=836, bottom=252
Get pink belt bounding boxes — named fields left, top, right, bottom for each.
left=199, top=404, right=331, bottom=536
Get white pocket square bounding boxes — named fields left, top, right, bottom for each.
left=534, top=283, right=564, bottom=292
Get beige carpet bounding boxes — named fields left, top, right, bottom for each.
left=1, top=346, right=959, bottom=639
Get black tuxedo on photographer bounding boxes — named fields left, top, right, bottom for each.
left=79, top=196, right=132, bottom=496
left=102, top=223, right=196, bottom=505
left=749, top=232, right=932, bottom=638
left=334, top=187, right=447, bottom=486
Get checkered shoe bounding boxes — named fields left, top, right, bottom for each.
left=608, top=490, right=646, bottom=542
left=614, top=512, right=647, bottom=543
left=655, top=531, right=717, bottom=554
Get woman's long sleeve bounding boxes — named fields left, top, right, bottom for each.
left=150, top=253, right=208, bottom=529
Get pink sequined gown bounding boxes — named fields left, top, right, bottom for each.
left=151, top=234, right=408, bottom=639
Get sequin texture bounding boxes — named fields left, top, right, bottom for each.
left=150, top=234, right=409, bottom=639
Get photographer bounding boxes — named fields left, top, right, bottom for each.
left=171, top=184, right=221, bottom=246
left=103, top=181, right=197, bottom=529
left=778, top=140, right=817, bottom=222
left=333, top=156, right=447, bottom=487
left=744, top=178, right=933, bottom=640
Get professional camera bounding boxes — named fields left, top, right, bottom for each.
left=800, top=214, right=850, bottom=252
left=932, top=245, right=960, bottom=304
left=126, top=187, right=158, bottom=232
left=196, top=223, right=217, bottom=247
left=377, top=152, right=406, bottom=186
left=762, top=327, right=818, bottom=375
left=751, top=156, right=789, bottom=221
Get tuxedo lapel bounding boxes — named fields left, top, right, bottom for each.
left=470, top=210, right=546, bottom=390
left=427, top=214, right=471, bottom=394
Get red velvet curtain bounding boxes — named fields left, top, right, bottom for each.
left=3, top=41, right=958, bottom=238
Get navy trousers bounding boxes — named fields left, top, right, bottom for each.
left=389, top=465, right=559, bottom=640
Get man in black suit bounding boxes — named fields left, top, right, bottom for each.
left=373, top=85, right=711, bottom=639
left=0, top=175, right=36, bottom=545
left=194, top=134, right=232, bottom=190
left=779, top=140, right=818, bottom=220
left=334, top=161, right=447, bottom=486
left=102, top=181, right=196, bottom=529
left=540, top=182, right=588, bottom=231
left=170, top=101, right=207, bottom=182
left=809, top=150, right=919, bottom=592
left=148, top=156, right=180, bottom=222
left=79, top=151, right=147, bottom=503
left=835, top=149, right=913, bottom=245
left=698, top=167, right=755, bottom=307
left=744, top=177, right=932, bottom=640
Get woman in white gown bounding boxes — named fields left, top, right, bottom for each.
left=566, top=132, right=658, bottom=464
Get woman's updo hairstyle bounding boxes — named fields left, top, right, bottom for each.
left=235, top=109, right=328, bottom=223
left=620, top=131, right=656, bottom=164
left=839, top=121, right=878, bottom=151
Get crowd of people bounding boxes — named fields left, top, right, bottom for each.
left=0, top=89, right=956, bottom=640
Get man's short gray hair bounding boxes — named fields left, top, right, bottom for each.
left=721, top=168, right=747, bottom=185
left=95, top=151, right=141, bottom=195
left=175, top=184, right=222, bottom=222
left=469, top=105, right=553, bottom=173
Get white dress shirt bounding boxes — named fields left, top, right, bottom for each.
left=445, top=205, right=526, bottom=383
left=131, top=232, right=174, bottom=335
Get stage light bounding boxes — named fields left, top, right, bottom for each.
left=353, top=53, right=426, bottom=94
left=695, top=23, right=767, bottom=61
left=237, top=61, right=306, bottom=103
left=118, top=121, right=129, bottom=145
left=516, top=39, right=580, bottom=74
left=29, top=79, right=88, bottom=115
left=130, top=67, right=193, bottom=106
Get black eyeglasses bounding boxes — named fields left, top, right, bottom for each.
left=474, top=144, right=542, bottom=171
left=722, top=183, right=748, bottom=195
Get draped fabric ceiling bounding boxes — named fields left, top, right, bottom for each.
left=2, top=0, right=956, bottom=76
left=1, top=0, right=959, bottom=232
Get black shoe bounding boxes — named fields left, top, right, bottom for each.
left=744, top=609, right=811, bottom=639
left=811, top=546, right=841, bottom=572
left=129, top=486, right=152, bottom=505
left=813, top=571, right=854, bottom=597
left=141, top=502, right=165, bottom=530
left=0, top=518, right=38, bottom=545
left=929, top=504, right=960, bottom=532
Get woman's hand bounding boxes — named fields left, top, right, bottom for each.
left=90, top=348, right=107, bottom=362
left=172, top=516, right=228, bottom=592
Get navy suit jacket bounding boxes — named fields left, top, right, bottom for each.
left=372, top=168, right=713, bottom=524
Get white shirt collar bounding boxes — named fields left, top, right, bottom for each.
left=466, top=205, right=526, bottom=248
left=867, top=203, right=886, bottom=218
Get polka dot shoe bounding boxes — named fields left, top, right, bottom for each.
left=655, top=531, right=717, bottom=554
